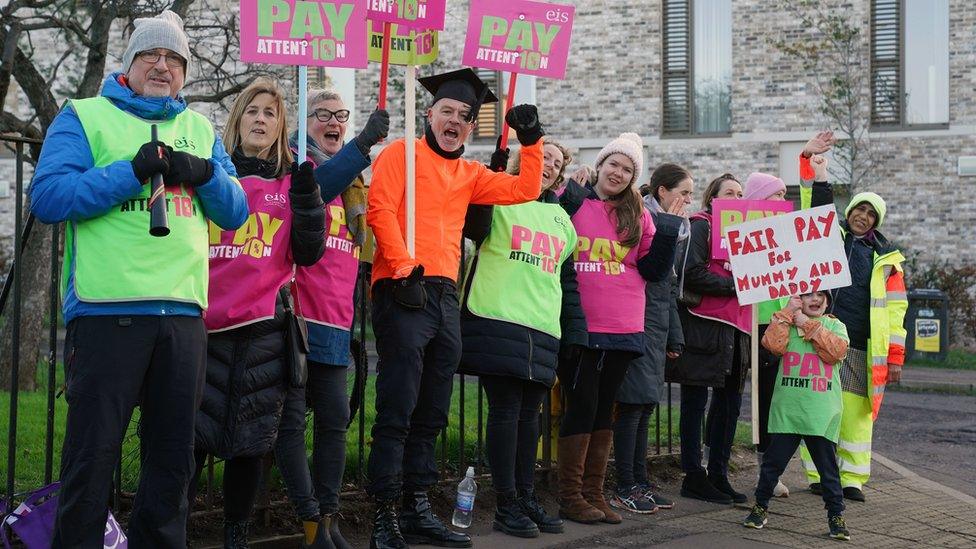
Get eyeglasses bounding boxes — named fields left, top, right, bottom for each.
left=308, top=108, right=350, bottom=123
left=137, top=50, right=186, bottom=70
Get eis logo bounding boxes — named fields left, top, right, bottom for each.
left=264, top=192, right=287, bottom=210
left=173, top=136, right=197, bottom=151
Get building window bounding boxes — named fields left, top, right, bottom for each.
left=662, top=0, right=732, bottom=136
left=871, top=0, right=949, bottom=128
left=474, top=69, right=503, bottom=140
left=473, top=70, right=536, bottom=141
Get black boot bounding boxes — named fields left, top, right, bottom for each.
left=223, top=520, right=250, bottom=549
left=517, top=489, right=564, bottom=534
left=399, top=491, right=472, bottom=548
left=493, top=491, right=540, bottom=538
left=302, top=515, right=337, bottom=549
left=707, top=472, right=748, bottom=504
left=370, top=497, right=407, bottom=549
left=680, top=471, right=733, bottom=504
left=328, top=513, right=353, bottom=549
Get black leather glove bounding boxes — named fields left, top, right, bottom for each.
left=488, top=135, right=510, bottom=172
left=165, top=150, right=214, bottom=187
left=505, top=104, right=545, bottom=146
left=131, top=140, right=170, bottom=183
left=392, top=265, right=427, bottom=310
left=289, top=161, right=317, bottom=195
left=355, top=108, right=390, bottom=155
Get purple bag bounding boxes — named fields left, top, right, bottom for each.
left=1, top=482, right=128, bottom=549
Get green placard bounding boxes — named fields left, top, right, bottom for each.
left=367, top=20, right=438, bottom=66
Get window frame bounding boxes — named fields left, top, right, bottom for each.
left=661, top=0, right=732, bottom=138
left=870, top=0, right=950, bottom=131
left=473, top=69, right=504, bottom=142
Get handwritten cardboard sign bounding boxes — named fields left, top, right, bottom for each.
left=366, top=0, right=446, bottom=30
left=240, top=0, right=367, bottom=68
left=711, top=199, right=794, bottom=261
left=726, top=205, right=851, bottom=306
left=462, top=0, right=575, bottom=79
left=367, top=20, right=438, bottom=65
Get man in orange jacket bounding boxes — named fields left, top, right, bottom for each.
left=365, top=68, right=545, bottom=549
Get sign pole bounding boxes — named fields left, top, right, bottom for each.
left=751, top=305, right=760, bottom=446
left=405, top=64, right=416, bottom=258
left=497, top=72, right=519, bottom=150
left=297, top=66, right=308, bottom=162
left=377, top=22, right=392, bottom=109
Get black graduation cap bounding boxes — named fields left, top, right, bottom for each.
left=419, top=68, right=499, bottom=122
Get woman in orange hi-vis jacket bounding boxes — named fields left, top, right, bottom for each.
left=364, top=68, right=546, bottom=549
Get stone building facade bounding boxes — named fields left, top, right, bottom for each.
left=346, top=0, right=975, bottom=265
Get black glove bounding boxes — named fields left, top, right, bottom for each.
left=355, top=108, right=390, bottom=155
left=559, top=343, right=585, bottom=367
left=392, top=265, right=427, bottom=310
left=165, top=150, right=214, bottom=187
left=289, top=161, right=317, bottom=195
left=131, top=140, right=170, bottom=183
left=505, top=104, right=545, bottom=146
left=488, top=135, right=510, bottom=172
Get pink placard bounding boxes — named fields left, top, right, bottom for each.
left=366, top=0, right=447, bottom=31
left=240, top=0, right=367, bottom=68
left=711, top=199, right=795, bottom=260
left=462, top=0, right=575, bottom=80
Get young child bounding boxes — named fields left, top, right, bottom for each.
left=743, top=291, right=851, bottom=541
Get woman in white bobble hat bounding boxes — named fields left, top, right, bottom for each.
left=554, top=133, right=681, bottom=525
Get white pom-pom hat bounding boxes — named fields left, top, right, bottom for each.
left=594, top=132, right=644, bottom=185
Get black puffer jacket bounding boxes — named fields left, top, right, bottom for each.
left=617, top=210, right=686, bottom=404
left=196, top=298, right=290, bottom=458
left=665, top=214, right=749, bottom=389
left=195, top=160, right=325, bottom=458
left=458, top=188, right=587, bottom=387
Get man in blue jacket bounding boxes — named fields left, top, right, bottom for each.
left=29, top=10, right=247, bottom=547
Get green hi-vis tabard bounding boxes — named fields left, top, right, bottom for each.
left=65, top=97, right=217, bottom=309
left=768, top=315, right=849, bottom=442
left=465, top=201, right=577, bottom=338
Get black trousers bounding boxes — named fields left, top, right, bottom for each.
left=613, top=402, right=656, bottom=489
left=757, top=434, right=844, bottom=516
left=53, top=315, right=206, bottom=548
left=557, top=348, right=631, bottom=436
left=276, top=363, right=350, bottom=519
left=366, top=279, right=461, bottom=498
left=756, top=324, right=778, bottom=453
left=188, top=451, right=264, bottom=522
left=481, top=375, right=548, bottom=494
left=679, top=379, right=742, bottom=475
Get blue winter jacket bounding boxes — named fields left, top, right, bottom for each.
left=30, top=73, right=249, bottom=322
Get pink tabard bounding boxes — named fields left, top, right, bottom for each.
left=206, top=173, right=295, bottom=332
left=293, top=195, right=360, bottom=331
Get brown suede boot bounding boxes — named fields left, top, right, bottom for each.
left=581, top=430, right=621, bottom=524
left=557, top=433, right=605, bottom=524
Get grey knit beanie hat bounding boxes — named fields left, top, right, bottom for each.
left=122, top=10, right=191, bottom=76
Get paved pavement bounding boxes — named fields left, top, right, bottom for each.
left=467, top=451, right=976, bottom=548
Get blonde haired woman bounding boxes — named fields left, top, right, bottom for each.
left=190, top=77, right=326, bottom=547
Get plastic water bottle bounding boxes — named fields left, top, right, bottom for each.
left=452, top=466, right=477, bottom=528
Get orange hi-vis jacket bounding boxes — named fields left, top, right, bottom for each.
left=367, top=137, right=543, bottom=284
